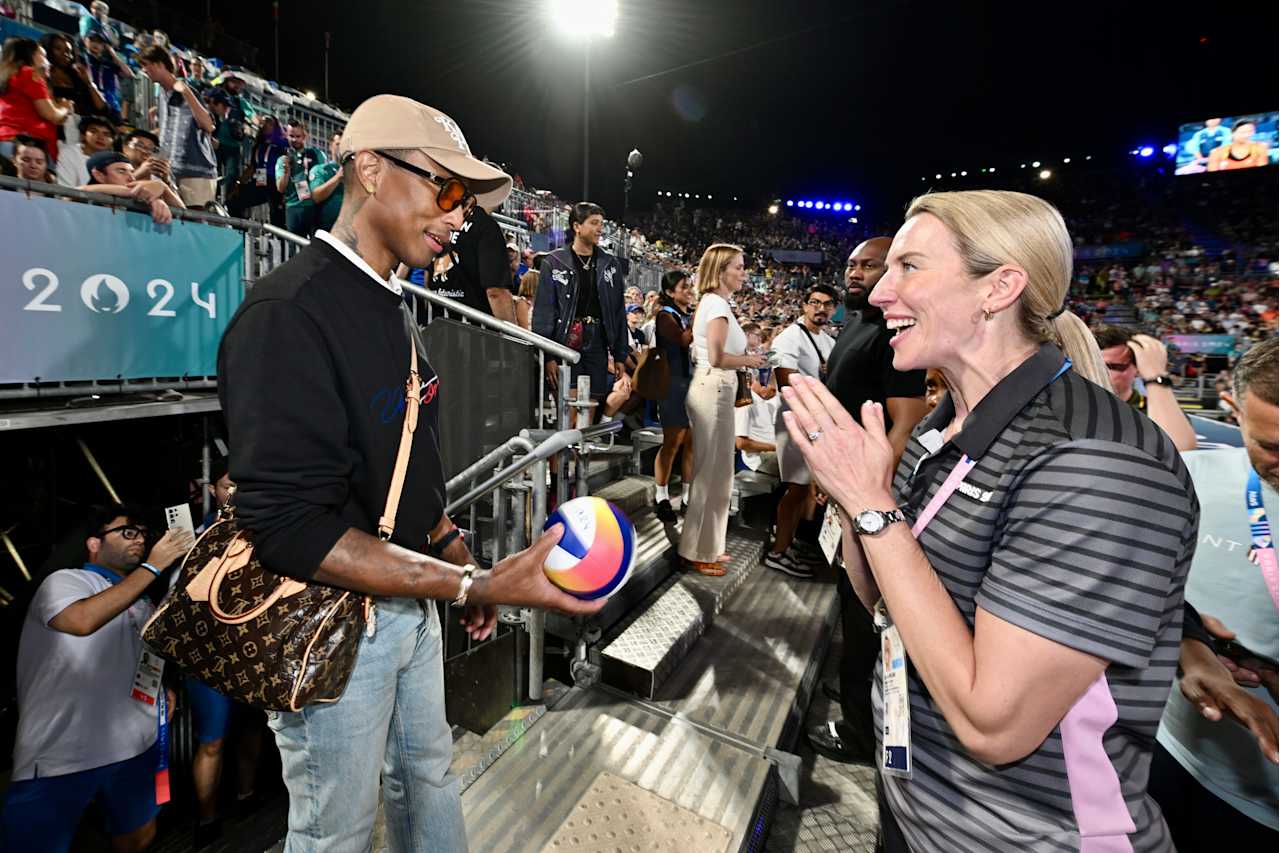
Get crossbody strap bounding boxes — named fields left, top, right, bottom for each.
left=797, top=324, right=827, bottom=369
left=377, top=340, right=420, bottom=540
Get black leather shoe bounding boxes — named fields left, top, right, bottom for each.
left=655, top=499, right=677, bottom=524
left=820, top=678, right=840, bottom=703
left=807, top=720, right=874, bottom=765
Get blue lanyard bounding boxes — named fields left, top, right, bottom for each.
left=81, top=562, right=123, bottom=585
left=155, top=689, right=170, bottom=804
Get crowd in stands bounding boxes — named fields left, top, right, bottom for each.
left=0, top=1, right=344, bottom=234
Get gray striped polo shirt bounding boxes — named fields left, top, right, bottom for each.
left=873, top=342, right=1199, bottom=852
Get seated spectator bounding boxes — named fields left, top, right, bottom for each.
left=12, top=134, right=54, bottom=183
left=1094, top=324, right=1197, bottom=450
left=308, top=131, right=344, bottom=233
left=121, top=128, right=174, bottom=186
left=80, top=150, right=185, bottom=225
left=0, top=505, right=193, bottom=853
left=626, top=304, right=649, bottom=349
left=40, top=33, right=109, bottom=120
left=0, top=38, right=71, bottom=162
left=735, top=357, right=780, bottom=478
left=55, top=113, right=114, bottom=187
left=1148, top=337, right=1278, bottom=852
left=138, top=45, right=216, bottom=209
left=506, top=241, right=522, bottom=292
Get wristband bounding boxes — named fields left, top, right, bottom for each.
left=141, top=562, right=162, bottom=578
left=428, top=527, right=463, bottom=558
left=453, top=564, right=476, bottom=608
left=1144, top=374, right=1172, bottom=387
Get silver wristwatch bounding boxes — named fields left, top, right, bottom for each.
left=852, top=508, right=905, bottom=535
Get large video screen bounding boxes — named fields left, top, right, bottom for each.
left=1176, top=112, right=1279, bottom=175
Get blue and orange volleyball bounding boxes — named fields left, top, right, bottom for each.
left=543, top=497, right=636, bottom=600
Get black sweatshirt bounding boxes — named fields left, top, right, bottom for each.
left=218, top=240, right=446, bottom=580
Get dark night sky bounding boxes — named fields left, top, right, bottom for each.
left=162, top=0, right=1278, bottom=216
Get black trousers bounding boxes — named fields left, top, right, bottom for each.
left=876, top=775, right=911, bottom=853
left=837, top=565, right=879, bottom=743
left=1147, top=740, right=1277, bottom=852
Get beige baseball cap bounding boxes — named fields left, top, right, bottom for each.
left=339, top=94, right=512, bottom=211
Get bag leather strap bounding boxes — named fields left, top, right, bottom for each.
left=378, top=339, right=420, bottom=540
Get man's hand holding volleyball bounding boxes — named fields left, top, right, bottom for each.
left=469, top=524, right=606, bottom=616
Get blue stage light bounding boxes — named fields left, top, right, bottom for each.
left=1139, top=146, right=1154, bottom=158
left=854, top=204, right=861, bottom=212
left=786, top=200, right=794, bottom=207
left=1162, top=143, right=1176, bottom=156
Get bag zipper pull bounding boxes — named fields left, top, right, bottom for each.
left=364, top=597, right=377, bottom=639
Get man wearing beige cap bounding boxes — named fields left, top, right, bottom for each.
left=218, top=94, right=603, bottom=852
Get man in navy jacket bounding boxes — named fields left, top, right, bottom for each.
left=533, top=202, right=629, bottom=406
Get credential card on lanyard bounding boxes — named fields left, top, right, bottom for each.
left=880, top=453, right=978, bottom=780
left=819, top=503, right=842, bottom=567
left=131, top=644, right=164, bottom=705
left=294, top=178, right=313, bottom=202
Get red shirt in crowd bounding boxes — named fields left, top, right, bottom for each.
left=0, top=65, right=58, bottom=160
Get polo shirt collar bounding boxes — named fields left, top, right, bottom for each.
left=313, top=230, right=402, bottom=296
left=922, top=342, right=1066, bottom=461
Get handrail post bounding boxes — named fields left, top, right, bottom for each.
left=557, top=363, right=572, bottom=508
left=528, top=458, right=549, bottom=702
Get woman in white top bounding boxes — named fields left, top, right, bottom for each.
left=679, top=244, right=767, bottom=574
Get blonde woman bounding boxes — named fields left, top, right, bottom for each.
left=680, top=244, right=767, bottom=575
left=781, top=191, right=1196, bottom=851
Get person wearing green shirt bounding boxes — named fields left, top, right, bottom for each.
left=309, top=131, right=344, bottom=233
left=275, top=122, right=326, bottom=236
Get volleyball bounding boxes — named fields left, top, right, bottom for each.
left=542, top=497, right=636, bottom=600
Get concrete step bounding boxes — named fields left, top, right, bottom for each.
left=599, top=528, right=766, bottom=698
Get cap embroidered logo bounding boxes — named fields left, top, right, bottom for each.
left=433, top=115, right=469, bottom=153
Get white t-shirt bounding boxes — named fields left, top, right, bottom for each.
left=12, top=567, right=158, bottom=780
left=692, top=292, right=747, bottom=367
left=735, top=391, right=780, bottom=471
left=772, top=321, right=835, bottom=379
left=55, top=145, right=90, bottom=189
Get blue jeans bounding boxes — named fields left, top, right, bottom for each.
left=268, top=597, right=465, bottom=853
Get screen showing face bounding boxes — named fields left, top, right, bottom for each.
left=1176, top=112, right=1279, bottom=175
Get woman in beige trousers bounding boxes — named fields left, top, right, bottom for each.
left=679, top=244, right=768, bottom=575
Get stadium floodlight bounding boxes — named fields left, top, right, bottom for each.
left=1085, top=155, right=1092, bottom=160
left=960, top=170, right=968, bottom=176
left=666, top=191, right=672, bottom=196
left=549, top=0, right=618, bottom=37
left=935, top=173, right=942, bottom=179
left=1063, top=157, right=1071, bottom=163
left=950, top=172, right=956, bottom=177
left=305, top=90, right=316, bottom=100
left=850, top=217, right=858, bottom=224
left=854, top=204, right=861, bottom=211
left=989, top=168, right=995, bottom=173
left=1139, top=146, right=1154, bottom=158
left=694, top=194, right=700, bottom=199
left=1031, top=161, right=1040, bottom=168
left=768, top=204, right=779, bottom=215
left=786, top=200, right=794, bottom=206
left=1020, top=163, right=1026, bottom=168
left=1039, top=169, right=1052, bottom=179
left=707, top=195, right=712, bottom=199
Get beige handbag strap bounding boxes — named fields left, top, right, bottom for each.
left=377, top=341, right=420, bottom=540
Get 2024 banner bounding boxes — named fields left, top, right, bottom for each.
left=1, top=192, right=245, bottom=384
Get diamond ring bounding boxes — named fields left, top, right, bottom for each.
left=807, top=430, right=822, bottom=442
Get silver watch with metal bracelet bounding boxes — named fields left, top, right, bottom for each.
left=852, top=508, right=905, bottom=535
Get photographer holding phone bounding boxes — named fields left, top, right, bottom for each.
left=1150, top=337, right=1279, bottom=852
